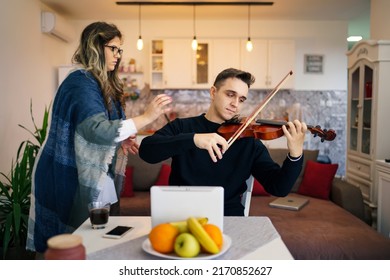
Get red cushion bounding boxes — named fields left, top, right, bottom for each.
left=155, top=164, right=171, bottom=186
left=121, top=166, right=135, bottom=197
left=297, top=160, right=338, bottom=200
left=252, top=179, right=270, bottom=196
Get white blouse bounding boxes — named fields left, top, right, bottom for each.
left=97, top=119, right=138, bottom=204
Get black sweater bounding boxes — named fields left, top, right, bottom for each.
left=139, top=114, right=303, bottom=216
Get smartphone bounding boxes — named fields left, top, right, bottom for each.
left=103, top=226, right=133, bottom=239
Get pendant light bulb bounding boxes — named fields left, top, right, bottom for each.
left=137, top=35, right=144, bottom=51
left=191, top=5, right=198, bottom=51
left=246, top=5, right=253, bottom=52
left=136, top=4, right=143, bottom=51
left=246, top=37, right=253, bottom=52
left=192, top=36, right=198, bottom=51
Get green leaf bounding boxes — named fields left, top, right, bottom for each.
left=1, top=98, right=50, bottom=258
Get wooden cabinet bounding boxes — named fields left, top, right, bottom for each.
left=211, top=39, right=241, bottom=81
left=346, top=40, right=390, bottom=220
left=240, top=39, right=295, bottom=89
left=150, top=38, right=295, bottom=89
left=376, top=160, right=390, bottom=238
left=240, top=39, right=268, bottom=88
left=163, top=39, right=193, bottom=88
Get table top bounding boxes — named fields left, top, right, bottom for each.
left=73, top=216, right=293, bottom=260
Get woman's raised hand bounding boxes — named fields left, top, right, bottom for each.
left=143, top=94, right=172, bottom=123
left=132, top=94, right=172, bottom=130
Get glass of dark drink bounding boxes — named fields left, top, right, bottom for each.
left=88, top=202, right=110, bottom=229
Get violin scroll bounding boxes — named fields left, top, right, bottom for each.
left=309, top=125, right=337, bottom=142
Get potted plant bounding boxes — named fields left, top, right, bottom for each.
left=0, top=101, right=50, bottom=259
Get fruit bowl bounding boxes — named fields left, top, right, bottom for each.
left=142, top=234, right=232, bottom=260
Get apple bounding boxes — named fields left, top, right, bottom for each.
left=174, top=233, right=200, bottom=258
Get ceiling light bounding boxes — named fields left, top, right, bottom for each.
left=347, top=36, right=363, bottom=42
left=136, top=4, right=143, bottom=50
left=192, top=5, right=198, bottom=51
left=246, top=4, right=253, bottom=52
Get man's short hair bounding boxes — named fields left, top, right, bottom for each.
left=213, top=68, right=255, bottom=89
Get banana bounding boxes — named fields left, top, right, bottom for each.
left=187, top=216, right=219, bottom=254
left=170, top=217, right=208, bottom=233
left=197, top=217, right=209, bottom=225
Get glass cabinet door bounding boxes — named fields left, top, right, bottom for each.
left=195, top=43, right=209, bottom=84
left=349, top=67, right=359, bottom=152
left=362, top=65, right=373, bottom=154
left=349, top=62, right=373, bottom=156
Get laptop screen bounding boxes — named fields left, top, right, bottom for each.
left=150, top=186, right=224, bottom=231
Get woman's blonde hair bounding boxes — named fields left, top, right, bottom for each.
left=72, top=22, right=124, bottom=110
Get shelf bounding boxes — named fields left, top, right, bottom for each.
left=119, top=72, right=143, bottom=75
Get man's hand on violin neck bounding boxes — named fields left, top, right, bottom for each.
left=283, top=120, right=307, bottom=157
left=193, top=133, right=228, bottom=163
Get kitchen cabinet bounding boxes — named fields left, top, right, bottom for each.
left=193, top=41, right=210, bottom=88
left=150, top=38, right=295, bottom=89
left=150, top=40, right=164, bottom=88
left=163, top=39, right=193, bottom=88
left=150, top=39, right=194, bottom=89
left=191, top=39, right=240, bottom=88
left=210, top=39, right=241, bottom=81
left=240, top=39, right=295, bottom=89
left=346, top=40, right=390, bottom=223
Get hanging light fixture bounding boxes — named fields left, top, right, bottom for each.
left=191, top=4, right=198, bottom=51
left=136, top=4, right=144, bottom=51
left=246, top=4, right=253, bottom=52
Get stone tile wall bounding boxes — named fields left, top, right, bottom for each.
left=125, top=87, right=347, bottom=176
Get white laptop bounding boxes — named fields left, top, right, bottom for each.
left=269, top=195, right=309, bottom=211
left=150, top=186, right=224, bottom=231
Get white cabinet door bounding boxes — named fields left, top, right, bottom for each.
left=240, top=39, right=268, bottom=88
left=268, top=40, right=295, bottom=89
left=211, top=39, right=241, bottom=81
left=163, top=39, right=193, bottom=88
left=240, top=39, right=295, bottom=89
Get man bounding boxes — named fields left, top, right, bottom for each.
left=139, top=68, right=307, bottom=216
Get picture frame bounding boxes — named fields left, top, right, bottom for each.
left=304, top=54, right=324, bottom=74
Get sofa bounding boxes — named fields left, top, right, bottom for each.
left=120, top=148, right=390, bottom=260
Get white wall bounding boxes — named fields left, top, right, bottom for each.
left=0, top=0, right=70, bottom=174
left=0, top=0, right=348, bottom=174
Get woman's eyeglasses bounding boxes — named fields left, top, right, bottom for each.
left=105, top=45, right=123, bottom=56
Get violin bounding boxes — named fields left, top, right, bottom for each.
left=217, top=118, right=336, bottom=142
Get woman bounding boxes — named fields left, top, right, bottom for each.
left=27, top=22, right=171, bottom=253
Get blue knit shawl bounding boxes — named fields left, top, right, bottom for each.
left=27, top=69, right=126, bottom=253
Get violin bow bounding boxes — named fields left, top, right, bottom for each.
left=226, top=70, right=293, bottom=149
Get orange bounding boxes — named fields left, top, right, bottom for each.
left=203, top=224, right=224, bottom=249
left=149, top=223, right=179, bottom=254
